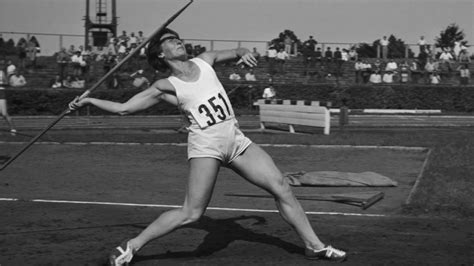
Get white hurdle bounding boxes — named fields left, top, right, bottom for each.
left=254, top=99, right=330, bottom=135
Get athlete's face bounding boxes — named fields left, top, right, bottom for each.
left=159, top=33, right=186, bottom=60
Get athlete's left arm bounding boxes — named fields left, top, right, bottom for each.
left=198, top=48, right=257, bottom=67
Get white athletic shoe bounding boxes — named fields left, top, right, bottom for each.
left=109, top=240, right=134, bottom=266
left=10, top=129, right=17, bottom=136
left=305, top=245, right=347, bottom=262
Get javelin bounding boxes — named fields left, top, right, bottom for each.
left=0, top=0, right=194, bottom=171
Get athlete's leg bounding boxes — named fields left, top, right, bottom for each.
left=128, top=157, right=221, bottom=251
left=0, top=100, right=15, bottom=131
left=229, top=143, right=325, bottom=250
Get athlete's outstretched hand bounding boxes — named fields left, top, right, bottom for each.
left=238, top=52, right=258, bottom=68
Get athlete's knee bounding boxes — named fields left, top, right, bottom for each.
left=268, top=175, right=293, bottom=199
left=180, top=206, right=206, bottom=225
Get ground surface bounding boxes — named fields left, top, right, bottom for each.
left=0, top=120, right=473, bottom=265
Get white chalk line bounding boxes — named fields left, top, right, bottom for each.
left=0, top=141, right=428, bottom=151
left=0, top=198, right=386, bottom=218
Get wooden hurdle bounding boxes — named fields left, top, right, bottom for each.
left=254, top=99, right=330, bottom=135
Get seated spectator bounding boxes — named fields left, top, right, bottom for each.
left=382, top=70, right=395, bottom=83
left=458, top=64, right=470, bottom=85
left=400, top=61, right=410, bottom=83
left=430, top=71, right=441, bottom=85
left=361, top=60, right=372, bottom=83
left=409, top=60, right=421, bottom=83
left=130, top=69, right=150, bottom=90
left=262, top=85, right=276, bottom=100
left=385, top=58, right=398, bottom=72
left=9, top=71, right=27, bottom=87
left=303, top=36, right=318, bottom=52
left=50, top=75, right=62, bottom=88
left=67, top=44, right=77, bottom=56
left=424, top=58, right=437, bottom=83
left=245, top=68, right=257, bottom=81
left=6, top=60, right=16, bottom=78
left=373, top=59, right=382, bottom=72
left=369, top=70, right=382, bottom=84
left=266, top=44, right=278, bottom=74
left=229, top=68, right=241, bottom=81
left=341, top=49, right=349, bottom=62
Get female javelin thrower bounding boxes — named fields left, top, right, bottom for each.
left=69, top=29, right=346, bottom=265
left=0, top=67, right=16, bottom=135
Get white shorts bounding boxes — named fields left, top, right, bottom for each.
left=187, top=118, right=252, bottom=164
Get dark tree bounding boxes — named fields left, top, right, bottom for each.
left=435, top=23, right=468, bottom=49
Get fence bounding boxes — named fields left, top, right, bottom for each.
left=1, top=31, right=473, bottom=59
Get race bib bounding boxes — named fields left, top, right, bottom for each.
left=190, top=92, right=233, bottom=128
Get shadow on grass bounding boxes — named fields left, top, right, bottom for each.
left=132, top=215, right=302, bottom=262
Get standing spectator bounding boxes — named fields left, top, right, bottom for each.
left=341, top=49, right=349, bottom=62
left=302, top=42, right=315, bottom=75
left=56, top=47, right=70, bottom=85
left=251, top=47, right=261, bottom=61
left=303, top=36, right=318, bottom=52
left=67, top=44, right=77, bottom=56
left=283, top=35, right=293, bottom=56
left=26, top=38, right=37, bottom=68
left=417, top=36, right=427, bottom=55
left=17, top=38, right=27, bottom=70
left=453, top=41, right=462, bottom=60
left=229, top=67, right=241, bottom=81
left=0, top=67, right=16, bottom=135
left=118, top=30, right=130, bottom=48
left=324, top=47, right=333, bottom=63
left=354, top=59, right=364, bottom=84
left=9, top=71, right=27, bottom=87
left=409, top=60, right=421, bottom=83
left=129, top=32, right=138, bottom=49
left=314, top=47, right=323, bottom=62
left=245, top=68, right=257, bottom=81
left=70, top=51, right=84, bottom=77
left=458, top=48, right=471, bottom=65
left=266, top=43, right=277, bottom=75
left=137, top=31, right=146, bottom=45
left=276, top=48, right=289, bottom=73
left=333, top=47, right=343, bottom=76
left=348, top=47, right=358, bottom=61
left=380, top=36, right=389, bottom=59
left=438, top=49, right=453, bottom=71
left=458, top=64, right=470, bottom=85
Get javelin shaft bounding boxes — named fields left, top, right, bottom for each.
left=0, top=0, right=194, bottom=171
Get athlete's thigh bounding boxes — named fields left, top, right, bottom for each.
left=183, top=157, right=221, bottom=210
left=0, top=100, right=6, bottom=116
left=229, top=143, right=284, bottom=190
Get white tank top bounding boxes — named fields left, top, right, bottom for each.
left=167, top=57, right=235, bottom=129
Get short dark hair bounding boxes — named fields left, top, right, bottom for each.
left=147, top=28, right=180, bottom=72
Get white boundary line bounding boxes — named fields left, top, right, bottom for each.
left=0, top=141, right=428, bottom=151
left=0, top=198, right=386, bottom=217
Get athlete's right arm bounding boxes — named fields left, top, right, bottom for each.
left=69, top=79, right=178, bottom=115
